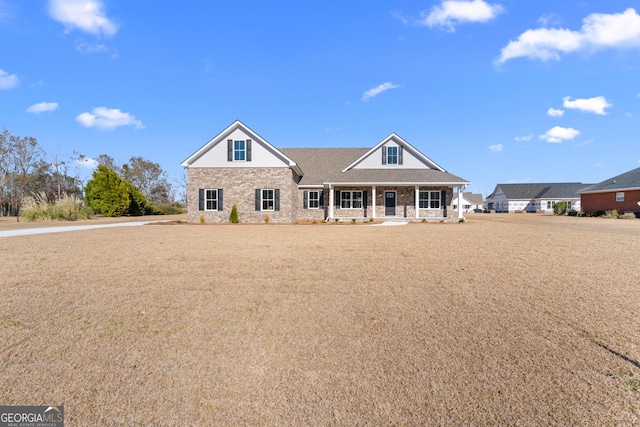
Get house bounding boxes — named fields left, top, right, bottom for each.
left=450, top=192, right=484, bottom=213
left=485, top=183, right=592, bottom=213
left=181, top=120, right=471, bottom=223
left=580, top=166, right=640, bottom=214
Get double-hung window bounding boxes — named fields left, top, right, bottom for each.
left=616, top=192, right=625, bottom=202
left=262, top=189, right=274, bottom=211
left=255, top=188, right=280, bottom=211
left=340, top=191, right=363, bottom=209
left=308, top=191, right=320, bottom=209
left=234, top=140, right=245, bottom=161
left=387, top=146, right=398, bottom=165
left=419, top=191, right=441, bottom=209
left=198, top=188, right=223, bottom=211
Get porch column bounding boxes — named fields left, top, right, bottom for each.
left=458, top=185, right=465, bottom=219
left=371, top=186, right=376, bottom=219
left=415, top=186, right=420, bottom=219
left=328, top=184, right=334, bottom=220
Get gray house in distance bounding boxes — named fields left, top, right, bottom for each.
left=181, top=120, right=471, bottom=223
left=486, top=183, right=593, bottom=213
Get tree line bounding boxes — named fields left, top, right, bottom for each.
left=0, top=128, right=184, bottom=217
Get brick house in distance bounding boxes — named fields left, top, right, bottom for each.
left=580, top=166, right=640, bottom=214
left=181, top=120, right=471, bottom=223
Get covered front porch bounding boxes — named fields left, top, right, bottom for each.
left=326, top=184, right=467, bottom=222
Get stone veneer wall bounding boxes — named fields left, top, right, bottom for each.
left=295, top=189, right=329, bottom=221
left=187, top=167, right=298, bottom=223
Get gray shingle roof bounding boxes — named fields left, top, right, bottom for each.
left=280, top=148, right=470, bottom=186
left=494, top=183, right=592, bottom=200
left=580, top=166, right=640, bottom=193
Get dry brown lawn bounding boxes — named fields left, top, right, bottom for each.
left=1, top=213, right=639, bottom=426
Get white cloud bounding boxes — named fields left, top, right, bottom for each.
left=75, top=41, right=108, bottom=54
left=498, top=8, right=640, bottom=63
left=362, top=82, right=400, bottom=102
left=74, top=156, right=98, bottom=169
left=547, top=108, right=564, bottom=117
left=515, top=135, right=532, bottom=141
left=26, top=102, right=59, bottom=114
left=539, top=126, right=580, bottom=143
left=48, top=0, right=117, bottom=37
left=562, top=96, right=612, bottom=115
left=420, top=0, right=503, bottom=31
left=76, top=107, right=144, bottom=130
left=489, top=144, right=503, bottom=152
left=0, top=68, right=18, bottom=89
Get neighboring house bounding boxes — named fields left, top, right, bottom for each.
left=181, top=120, right=471, bottom=223
left=450, top=192, right=484, bottom=213
left=485, top=183, right=592, bottom=213
left=580, top=166, right=640, bottom=213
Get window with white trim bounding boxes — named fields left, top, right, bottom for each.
left=419, top=191, right=440, bottom=209
left=234, top=140, right=246, bottom=161
left=205, top=189, right=218, bottom=211
left=616, top=192, right=625, bottom=202
left=387, top=146, right=398, bottom=165
left=262, top=189, right=274, bottom=211
left=340, top=191, right=363, bottom=209
left=308, top=191, right=320, bottom=209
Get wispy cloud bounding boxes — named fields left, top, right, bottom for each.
left=48, top=0, right=117, bottom=37
left=539, top=126, right=580, bottom=143
left=74, top=156, right=98, bottom=169
left=514, top=135, right=532, bottom=141
left=489, top=144, right=503, bottom=152
left=0, top=68, right=18, bottom=89
left=362, top=82, right=400, bottom=102
left=497, top=8, right=640, bottom=64
left=0, top=1, right=17, bottom=23
left=419, top=0, right=503, bottom=32
left=26, top=102, right=59, bottom=113
left=547, top=108, right=564, bottom=117
left=563, top=96, right=612, bottom=115
left=76, top=107, right=144, bottom=130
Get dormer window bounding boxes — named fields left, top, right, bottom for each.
left=382, top=145, right=403, bottom=165
left=227, top=139, right=252, bottom=162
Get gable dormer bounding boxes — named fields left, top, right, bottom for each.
left=181, top=120, right=302, bottom=175
left=342, top=133, right=446, bottom=172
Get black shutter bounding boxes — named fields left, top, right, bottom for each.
left=198, top=189, right=205, bottom=211
left=319, top=191, right=324, bottom=207
left=398, top=146, right=403, bottom=165
left=382, top=147, right=387, bottom=165
left=335, top=190, right=340, bottom=209
left=246, top=139, right=252, bottom=162
left=303, top=191, right=308, bottom=209
left=441, top=191, right=447, bottom=216
left=255, top=189, right=261, bottom=211
left=363, top=191, right=368, bottom=209
left=227, top=139, right=233, bottom=161
left=218, top=189, right=223, bottom=211
left=274, top=189, right=280, bottom=211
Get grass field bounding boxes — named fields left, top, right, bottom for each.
left=1, top=214, right=639, bottom=425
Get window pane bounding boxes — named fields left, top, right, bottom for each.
left=341, top=191, right=351, bottom=209
left=205, top=189, right=217, bottom=210
left=309, top=191, right=319, bottom=209
left=262, top=189, right=274, bottom=211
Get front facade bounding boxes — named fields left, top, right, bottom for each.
left=486, top=183, right=591, bottom=213
left=580, top=166, right=640, bottom=213
left=181, top=121, right=471, bottom=223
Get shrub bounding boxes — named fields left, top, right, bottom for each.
left=146, top=203, right=185, bottom=215
left=621, top=212, right=636, bottom=219
left=199, top=214, right=205, bottom=224
left=351, top=218, right=356, bottom=224
left=553, top=201, right=568, bottom=215
left=264, top=214, right=270, bottom=223
left=229, top=204, right=239, bottom=223
left=606, top=210, right=620, bottom=218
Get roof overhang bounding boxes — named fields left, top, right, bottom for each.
left=580, top=186, right=640, bottom=194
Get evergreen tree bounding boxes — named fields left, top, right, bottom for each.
left=84, top=165, right=132, bottom=217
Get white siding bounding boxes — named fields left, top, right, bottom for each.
left=351, top=141, right=431, bottom=170
left=189, top=128, right=289, bottom=168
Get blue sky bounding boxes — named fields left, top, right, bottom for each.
left=1, top=0, right=640, bottom=197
